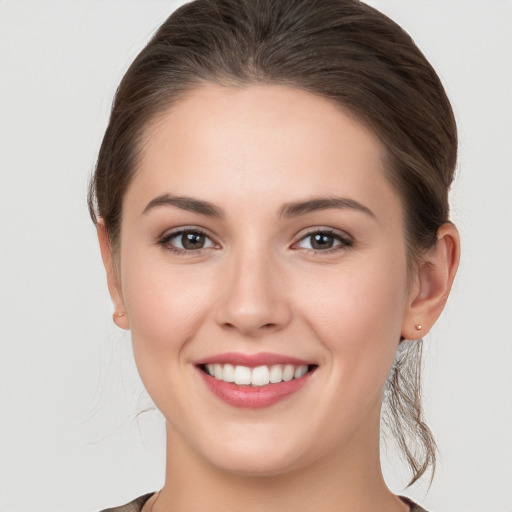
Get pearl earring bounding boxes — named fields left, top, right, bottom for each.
left=415, top=324, right=422, bottom=331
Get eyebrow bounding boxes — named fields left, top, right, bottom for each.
left=142, top=194, right=224, bottom=218
left=142, top=193, right=375, bottom=220
left=279, top=197, right=375, bottom=219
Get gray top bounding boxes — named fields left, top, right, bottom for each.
left=100, top=493, right=428, bottom=512
left=100, top=493, right=154, bottom=512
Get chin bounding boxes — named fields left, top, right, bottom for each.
left=197, top=433, right=309, bottom=477
left=212, top=454, right=303, bottom=478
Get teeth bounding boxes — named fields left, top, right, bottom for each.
left=233, top=365, right=251, bottom=385
left=282, top=364, right=295, bottom=382
left=204, top=363, right=309, bottom=386
left=213, top=364, right=223, bottom=380
left=223, top=363, right=235, bottom=382
left=269, top=365, right=283, bottom=383
left=294, top=365, right=308, bottom=378
left=251, top=366, right=270, bottom=386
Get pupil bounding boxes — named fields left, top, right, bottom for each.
left=311, top=233, right=333, bottom=250
left=182, top=232, right=204, bottom=249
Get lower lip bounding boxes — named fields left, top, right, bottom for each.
left=198, top=369, right=313, bottom=408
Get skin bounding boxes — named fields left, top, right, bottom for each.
left=98, top=84, right=459, bottom=512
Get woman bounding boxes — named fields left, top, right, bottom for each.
left=89, top=0, right=460, bottom=510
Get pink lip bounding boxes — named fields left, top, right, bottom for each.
left=198, top=370, right=313, bottom=408
left=194, top=351, right=313, bottom=368
left=194, top=352, right=316, bottom=409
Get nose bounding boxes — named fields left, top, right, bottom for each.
left=214, top=249, right=292, bottom=337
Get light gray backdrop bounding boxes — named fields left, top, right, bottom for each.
left=1, top=1, right=511, bottom=511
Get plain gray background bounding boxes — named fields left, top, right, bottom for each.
left=1, top=1, right=511, bottom=511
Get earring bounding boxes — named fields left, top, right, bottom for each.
left=415, top=324, right=422, bottom=331
left=113, top=311, right=126, bottom=321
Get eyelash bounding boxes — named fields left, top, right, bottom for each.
left=292, top=229, right=353, bottom=254
left=157, top=228, right=218, bottom=255
left=157, top=228, right=353, bottom=255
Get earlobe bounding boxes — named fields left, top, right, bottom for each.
left=112, top=310, right=129, bottom=329
left=402, top=223, right=460, bottom=340
left=97, top=220, right=130, bottom=330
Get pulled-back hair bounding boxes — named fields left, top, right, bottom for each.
left=88, top=0, right=457, bottom=485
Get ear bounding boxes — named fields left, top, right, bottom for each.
left=97, top=220, right=130, bottom=330
left=401, top=223, right=460, bottom=340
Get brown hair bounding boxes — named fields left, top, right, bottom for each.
left=88, top=0, right=457, bottom=485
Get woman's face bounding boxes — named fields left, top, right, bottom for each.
left=111, top=84, right=417, bottom=475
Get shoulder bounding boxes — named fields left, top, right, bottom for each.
left=400, top=495, right=429, bottom=512
left=100, top=493, right=427, bottom=512
left=99, top=493, right=155, bottom=512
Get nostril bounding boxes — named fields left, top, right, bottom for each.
left=220, top=321, right=278, bottom=333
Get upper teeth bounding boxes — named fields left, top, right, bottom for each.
left=205, top=364, right=309, bottom=386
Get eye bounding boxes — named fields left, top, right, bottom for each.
left=159, top=229, right=216, bottom=252
left=295, top=230, right=352, bottom=252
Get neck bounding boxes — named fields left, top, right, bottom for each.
left=151, top=418, right=408, bottom=512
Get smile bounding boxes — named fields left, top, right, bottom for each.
left=195, top=353, right=317, bottom=408
left=203, top=363, right=309, bottom=386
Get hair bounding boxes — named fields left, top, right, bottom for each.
left=88, top=0, right=457, bottom=485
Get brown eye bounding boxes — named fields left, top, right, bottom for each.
left=163, top=230, right=215, bottom=251
left=182, top=232, right=206, bottom=249
left=310, top=233, right=336, bottom=250
left=296, top=230, right=352, bottom=252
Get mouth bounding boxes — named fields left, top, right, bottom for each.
left=195, top=353, right=318, bottom=408
left=198, top=363, right=317, bottom=386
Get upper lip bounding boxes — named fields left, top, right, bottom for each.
left=194, top=352, right=314, bottom=368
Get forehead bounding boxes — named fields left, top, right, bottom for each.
left=126, top=83, right=401, bottom=223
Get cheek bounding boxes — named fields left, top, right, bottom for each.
left=295, top=253, right=409, bottom=383
left=119, top=247, right=214, bottom=369
left=119, top=259, right=220, bottom=418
